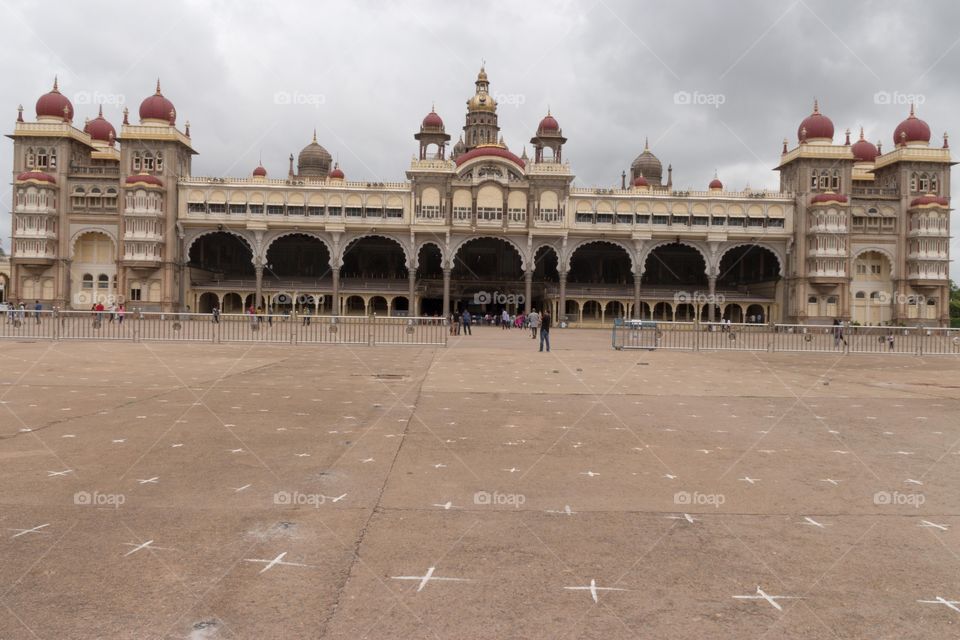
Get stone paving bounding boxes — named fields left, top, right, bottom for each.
left=0, top=328, right=958, bottom=639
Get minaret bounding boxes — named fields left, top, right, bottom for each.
left=463, top=65, right=500, bottom=150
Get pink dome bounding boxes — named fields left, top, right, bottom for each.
left=454, top=146, right=525, bottom=168
left=16, top=170, right=56, bottom=185
left=810, top=192, right=848, bottom=205
left=797, top=100, right=834, bottom=142
left=125, top=173, right=163, bottom=188
left=329, top=163, right=344, bottom=179
left=422, top=109, right=443, bottom=129
left=708, top=176, right=723, bottom=190
left=893, top=105, right=931, bottom=146
left=252, top=165, right=267, bottom=177
left=538, top=112, right=559, bottom=132
left=851, top=128, right=878, bottom=162
left=633, top=174, right=649, bottom=187
left=35, top=78, right=74, bottom=121
left=84, top=106, right=116, bottom=143
left=910, top=194, right=949, bottom=208
left=139, top=80, right=176, bottom=124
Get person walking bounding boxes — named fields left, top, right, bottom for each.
left=212, top=304, right=221, bottom=324
left=117, top=303, right=125, bottom=325
left=33, top=300, right=42, bottom=324
left=539, top=309, right=551, bottom=352
left=832, top=319, right=847, bottom=349
left=528, top=308, right=540, bottom=339
left=301, top=304, right=311, bottom=326
left=501, top=309, right=510, bottom=329
left=461, top=309, right=472, bottom=335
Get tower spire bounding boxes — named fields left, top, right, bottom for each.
left=156, top=78, right=162, bottom=95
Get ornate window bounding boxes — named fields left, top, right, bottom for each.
left=143, top=153, right=155, bottom=171
left=82, top=274, right=94, bottom=289
left=26, top=147, right=35, bottom=168
left=910, top=172, right=918, bottom=192
left=919, top=172, right=930, bottom=193
left=156, top=152, right=163, bottom=172
left=36, top=148, right=48, bottom=168
left=133, top=153, right=141, bottom=172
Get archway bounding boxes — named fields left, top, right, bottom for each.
left=223, top=292, right=243, bottom=313
left=675, top=302, right=696, bottom=321
left=344, top=295, right=366, bottom=315
left=265, top=233, right=331, bottom=280
left=568, top=241, right=634, bottom=285
left=850, top=250, right=893, bottom=325
left=642, top=243, right=707, bottom=288
left=416, top=243, right=444, bottom=315
left=71, top=231, right=116, bottom=308
left=652, top=301, right=672, bottom=321
left=189, top=232, right=254, bottom=284
left=717, top=245, right=781, bottom=296
left=342, top=236, right=408, bottom=280
left=605, top=300, right=625, bottom=320
left=532, top=245, right=560, bottom=313
left=746, top=304, right=765, bottom=322
left=369, top=295, right=388, bottom=315
left=582, top=300, right=602, bottom=322
left=453, top=237, right=525, bottom=315
left=198, top=292, right=219, bottom=313
left=392, top=296, right=409, bottom=316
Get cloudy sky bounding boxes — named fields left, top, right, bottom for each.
left=2, top=0, right=958, bottom=275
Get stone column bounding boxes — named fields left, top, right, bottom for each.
left=408, top=269, right=417, bottom=317
left=442, top=267, right=452, bottom=317
left=633, top=277, right=641, bottom=319
left=708, top=274, right=717, bottom=322
left=558, top=270, right=568, bottom=322
left=254, top=260, right=264, bottom=310
left=524, top=269, right=533, bottom=314
left=331, top=268, right=340, bottom=316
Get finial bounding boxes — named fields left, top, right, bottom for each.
left=156, top=78, right=162, bottom=95
left=185, top=120, right=191, bottom=137
left=713, top=169, right=719, bottom=179
left=312, top=128, right=317, bottom=143
left=909, top=103, right=915, bottom=117
left=943, top=132, right=949, bottom=149
left=122, top=107, right=129, bottom=125
left=859, top=126, right=865, bottom=140
left=16, top=104, right=23, bottom=123
left=644, top=136, right=649, bottom=150
left=844, top=128, right=851, bottom=145
left=98, top=105, right=103, bottom=118
left=877, top=140, right=882, bottom=154
left=53, top=76, right=59, bottom=92
left=547, top=105, right=551, bottom=116
left=782, top=137, right=788, bottom=154
left=813, top=98, right=819, bottom=114
left=431, top=101, right=435, bottom=112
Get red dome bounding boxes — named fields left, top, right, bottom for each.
left=893, top=106, right=930, bottom=146
left=633, top=174, right=649, bottom=187
left=851, top=128, right=878, bottom=162
left=125, top=173, right=163, bottom=188
left=329, top=164, right=344, bottom=179
left=910, top=194, right=949, bottom=208
left=16, top=170, right=56, bottom=184
left=139, top=80, right=176, bottom=124
left=252, top=165, right=267, bottom=177
left=454, top=145, right=526, bottom=168
left=538, top=113, right=559, bottom=132
left=810, top=192, right=848, bottom=205
left=35, top=78, right=74, bottom=121
left=84, top=107, right=116, bottom=143
left=708, top=177, right=723, bottom=190
left=422, top=109, right=443, bottom=129
left=797, top=100, right=834, bottom=142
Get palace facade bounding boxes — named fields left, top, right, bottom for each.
left=6, top=69, right=953, bottom=325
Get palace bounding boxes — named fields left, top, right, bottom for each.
left=5, top=69, right=953, bottom=325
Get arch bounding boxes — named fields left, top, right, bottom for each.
left=716, top=242, right=785, bottom=277
left=639, top=239, right=708, bottom=275
left=414, top=239, right=446, bottom=270
left=342, top=232, right=411, bottom=268
left=852, top=246, right=897, bottom=278
left=197, top=292, right=219, bottom=313
left=184, top=228, right=256, bottom=259
left=450, top=235, right=528, bottom=271
left=70, top=228, right=118, bottom=255
left=344, top=295, right=366, bottom=315
left=263, top=229, right=334, bottom=262
left=341, top=235, right=410, bottom=280
left=565, top=238, right=635, bottom=273
left=369, top=295, right=389, bottom=315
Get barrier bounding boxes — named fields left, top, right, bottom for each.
left=0, top=311, right=448, bottom=347
left=612, top=320, right=960, bottom=356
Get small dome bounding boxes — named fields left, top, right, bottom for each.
left=633, top=174, right=649, bottom=188
left=84, top=106, right=116, bottom=144
left=851, top=127, right=878, bottom=162
left=810, top=191, right=848, bottom=205
left=708, top=172, right=722, bottom=190
left=538, top=112, right=559, bottom=132
left=422, top=108, right=443, bottom=129
left=797, top=99, right=834, bottom=142
left=139, top=79, right=176, bottom=124
left=631, top=139, right=662, bottom=185
left=252, top=165, right=267, bottom=177
left=893, top=105, right=931, bottom=147
left=328, top=163, right=344, bottom=180
left=16, top=170, right=56, bottom=185
left=910, top=194, right=949, bottom=208
left=125, top=172, right=164, bottom=188
left=298, top=130, right=332, bottom=178
left=35, top=77, right=74, bottom=122
left=454, top=145, right=526, bottom=168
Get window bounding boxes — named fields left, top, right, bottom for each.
left=596, top=213, right=614, bottom=224
left=266, top=205, right=284, bottom=215
left=617, top=214, right=634, bottom=225
left=345, top=207, right=363, bottom=217
left=856, top=264, right=866, bottom=275
left=576, top=213, right=594, bottom=223
left=104, top=188, right=118, bottom=209
left=143, top=154, right=155, bottom=171
left=72, top=187, right=86, bottom=209
left=827, top=296, right=838, bottom=304
left=327, top=206, right=342, bottom=216
left=385, top=208, right=403, bottom=218
left=208, top=203, right=226, bottom=214
left=82, top=274, right=94, bottom=289
left=130, top=285, right=142, bottom=301
left=248, top=204, right=263, bottom=214
left=156, top=152, right=163, bottom=172
left=870, top=264, right=881, bottom=275
left=229, top=204, right=246, bottom=215
left=37, top=148, right=48, bottom=168
left=307, top=206, right=324, bottom=216
left=26, top=148, right=35, bottom=168
left=287, top=206, right=304, bottom=216
left=49, top=150, right=57, bottom=169
left=133, top=154, right=141, bottom=171
left=855, top=291, right=866, bottom=299
left=97, top=274, right=109, bottom=289
left=808, top=296, right=818, bottom=304
left=652, top=215, right=669, bottom=225
left=919, top=173, right=930, bottom=193
left=831, top=170, right=840, bottom=190
left=187, top=202, right=206, bottom=213
left=910, top=173, right=918, bottom=192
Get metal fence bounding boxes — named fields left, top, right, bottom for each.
left=612, top=320, right=960, bottom=356
left=0, top=310, right=448, bottom=346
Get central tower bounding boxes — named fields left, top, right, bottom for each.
left=461, top=66, right=500, bottom=151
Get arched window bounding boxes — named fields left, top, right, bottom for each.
left=97, top=274, right=109, bottom=289
left=156, top=152, right=163, bottom=172
left=88, top=187, right=102, bottom=209
left=82, top=274, right=94, bottom=289
left=819, top=170, right=830, bottom=190
left=26, top=147, right=35, bottom=168
left=831, top=170, right=840, bottom=190
left=36, top=148, right=48, bottom=168
left=143, top=152, right=155, bottom=171
left=910, top=173, right=918, bottom=192
left=930, top=174, right=938, bottom=193
left=807, top=295, right=818, bottom=304
left=919, top=173, right=930, bottom=193
left=855, top=291, right=866, bottom=299
left=49, top=150, right=57, bottom=169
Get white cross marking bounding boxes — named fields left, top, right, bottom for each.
left=234, top=484, right=251, bottom=492
left=391, top=566, right=471, bottom=592
left=739, top=477, right=760, bottom=485
left=9, top=524, right=49, bottom=538
left=360, top=458, right=375, bottom=463
left=580, top=471, right=600, bottom=477
left=433, top=501, right=458, bottom=510
left=546, top=505, right=576, bottom=515
left=663, top=474, right=677, bottom=480
left=228, top=448, right=244, bottom=453
left=564, top=579, right=628, bottom=603
left=802, top=517, right=828, bottom=528
left=47, top=470, right=73, bottom=477
left=905, top=479, right=924, bottom=485
left=668, top=513, right=695, bottom=523
left=820, top=479, right=839, bottom=486
left=918, top=596, right=960, bottom=613
left=123, top=540, right=173, bottom=556
left=733, top=585, right=801, bottom=611
left=137, top=477, right=159, bottom=484
left=433, top=463, right=447, bottom=469
left=503, top=467, right=519, bottom=473
left=326, top=493, right=347, bottom=503
left=919, top=520, right=949, bottom=531
left=244, top=551, right=315, bottom=574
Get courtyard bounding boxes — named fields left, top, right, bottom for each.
left=0, top=328, right=958, bottom=639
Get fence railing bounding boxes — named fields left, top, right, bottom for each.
left=612, top=320, right=960, bottom=356
left=0, top=310, right=448, bottom=346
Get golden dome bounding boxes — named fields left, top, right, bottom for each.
left=467, top=91, right=497, bottom=112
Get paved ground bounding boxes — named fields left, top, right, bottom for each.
left=1, top=328, right=959, bottom=639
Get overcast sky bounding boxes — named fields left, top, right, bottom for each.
left=2, top=0, right=958, bottom=277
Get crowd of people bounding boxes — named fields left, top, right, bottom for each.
left=449, top=307, right=552, bottom=351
